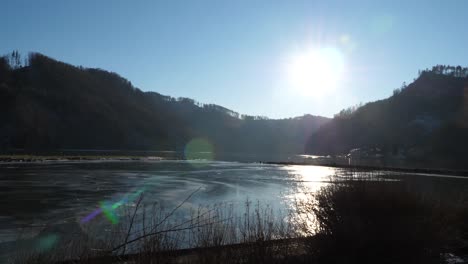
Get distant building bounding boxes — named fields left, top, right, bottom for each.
left=347, top=147, right=384, bottom=166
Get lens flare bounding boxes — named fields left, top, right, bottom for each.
left=370, top=15, right=395, bottom=35
left=184, top=138, right=215, bottom=161
left=101, top=201, right=119, bottom=224
left=37, top=233, right=59, bottom=252
left=339, top=34, right=357, bottom=53
left=81, top=208, right=102, bottom=223
left=81, top=188, right=145, bottom=224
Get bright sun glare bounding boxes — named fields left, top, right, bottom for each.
left=286, top=47, right=345, bottom=97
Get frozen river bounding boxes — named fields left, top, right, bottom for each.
left=1, top=159, right=467, bottom=255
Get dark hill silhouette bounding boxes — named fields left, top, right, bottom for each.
left=0, top=52, right=329, bottom=158
left=306, top=66, right=468, bottom=167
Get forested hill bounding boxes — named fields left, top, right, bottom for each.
left=0, top=52, right=329, bottom=156
left=306, top=65, right=468, bottom=165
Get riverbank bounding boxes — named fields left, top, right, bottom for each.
left=0, top=155, right=164, bottom=163
left=2, top=154, right=468, bottom=179
left=263, top=161, right=468, bottom=177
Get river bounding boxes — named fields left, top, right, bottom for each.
left=1, top=160, right=467, bottom=254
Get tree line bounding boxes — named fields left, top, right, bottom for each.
left=307, top=65, right=468, bottom=169
left=0, top=51, right=330, bottom=158
left=420, top=64, right=468, bottom=78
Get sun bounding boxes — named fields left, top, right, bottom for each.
left=286, top=47, right=345, bottom=97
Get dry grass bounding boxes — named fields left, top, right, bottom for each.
left=302, top=175, right=466, bottom=264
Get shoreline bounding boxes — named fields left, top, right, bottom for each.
left=263, top=161, right=468, bottom=177
left=1, top=154, right=468, bottom=178
left=0, top=155, right=165, bottom=164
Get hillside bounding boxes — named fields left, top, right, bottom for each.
left=0, top=52, right=329, bottom=158
left=306, top=66, right=468, bottom=167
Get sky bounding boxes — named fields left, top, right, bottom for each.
left=2, top=0, right=468, bottom=118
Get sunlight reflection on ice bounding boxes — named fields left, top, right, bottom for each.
left=286, top=165, right=335, bottom=192
left=282, top=165, right=337, bottom=234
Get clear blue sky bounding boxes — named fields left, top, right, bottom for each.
left=2, top=0, right=468, bottom=118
